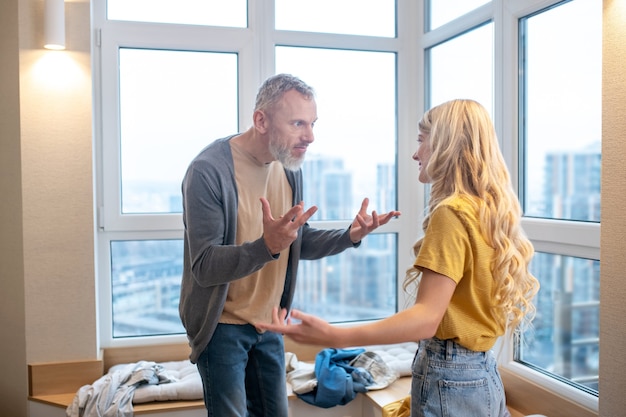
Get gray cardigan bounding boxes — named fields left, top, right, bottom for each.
left=179, top=136, right=357, bottom=363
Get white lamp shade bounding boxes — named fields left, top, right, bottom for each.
left=44, top=0, right=65, bottom=50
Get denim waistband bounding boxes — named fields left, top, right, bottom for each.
left=419, top=337, right=487, bottom=362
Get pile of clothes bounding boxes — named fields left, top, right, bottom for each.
left=66, top=360, right=202, bottom=417
left=286, top=347, right=400, bottom=408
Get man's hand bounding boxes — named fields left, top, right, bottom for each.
left=260, top=198, right=318, bottom=255
left=349, top=198, right=401, bottom=243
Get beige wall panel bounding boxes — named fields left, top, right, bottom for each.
left=600, top=1, right=626, bottom=416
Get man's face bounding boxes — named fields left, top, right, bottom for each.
left=267, top=89, right=317, bottom=171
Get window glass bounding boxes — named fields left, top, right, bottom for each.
left=275, top=0, right=396, bottom=37
left=520, top=0, right=602, bottom=222
left=111, top=239, right=185, bottom=337
left=519, top=252, right=599, bottom=394
left=119, top=49, right=238, bottom=214
left=276, top=46, right=398, bottom=323
left=428, top=23, right=494, bottom=114
left=427, top=0, right=490, bottom=30
left=275, top=46, right=397, bottom=220
left=107, top=0, right=247, bottom=27
left=295, top=234, right=397, bottom=322
left=517, top=0, right=601, bottom=399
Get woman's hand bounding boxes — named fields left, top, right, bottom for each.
left=257, top=307, right=341, bottom=347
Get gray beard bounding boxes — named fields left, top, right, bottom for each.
left=269, top=140, right=304, bottom=172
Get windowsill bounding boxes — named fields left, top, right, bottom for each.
left=28, top=340, right=529, bottom=417
left=500, top=365, right=598, bottom=417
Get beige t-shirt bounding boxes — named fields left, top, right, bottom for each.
left=415, top=197, right=504, bottom=351
left=220, top=141, right=292, bottom=326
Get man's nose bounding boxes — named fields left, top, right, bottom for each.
left=303, top=125, right=315, bottom=143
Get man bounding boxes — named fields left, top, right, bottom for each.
left=179, top=73, right=400, bottom=417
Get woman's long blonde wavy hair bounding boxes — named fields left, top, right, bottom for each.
left=405, top=99, right=539, bottom=333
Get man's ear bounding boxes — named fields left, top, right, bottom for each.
left=253, top=110, right=269, bottom=134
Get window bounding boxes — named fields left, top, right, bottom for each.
left=519, top=0, right=601, bottom=224
left=427, top=0, right=490, bottom=30
left=275, top=0, right=396, bottom=37
left=95, top=1, right=415, bottom=346
left=275, top=46, right=399, bottom=319
left=521, top=253, right=599, bottom=393
left=107, top=0, right=247, bottom=27
left=517, top=0, right=601, bottom=397
left=111, top=239, right=185, bottom=337
left=274, top=46, right=397, bottom=219
left=118, top=49, right=238, bottom=216
left=423, top=0, right=600, bottom=410
left=427, top=22, right=494, bottom=112
left=95, top=0, right=601, bottom=410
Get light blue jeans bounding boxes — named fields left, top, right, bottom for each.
left=411, top=338, right=511, bottom=417
left=196, top=323, right=288, bottom=417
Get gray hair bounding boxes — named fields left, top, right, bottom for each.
left=254, top=73, right=315, bottom=113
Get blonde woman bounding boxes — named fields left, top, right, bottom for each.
left=258, top=99, right=539, bottom=417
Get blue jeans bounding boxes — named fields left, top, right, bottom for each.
left=410, top=338, right=510, bottom=417
left=196, top=323, right=288, bottom=417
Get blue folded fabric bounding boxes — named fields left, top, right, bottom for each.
left=297, top=347, right=366, bottom=408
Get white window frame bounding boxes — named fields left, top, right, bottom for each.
left=92, top=0, right=600, bottom=411
left=504, top=0, right=600, bottom=411
left=422, top=0, right=599, bottom=412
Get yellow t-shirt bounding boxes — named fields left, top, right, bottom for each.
left=220, top=141, right=292, bottom=326
left=415, top=197, right=504, bottom=351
